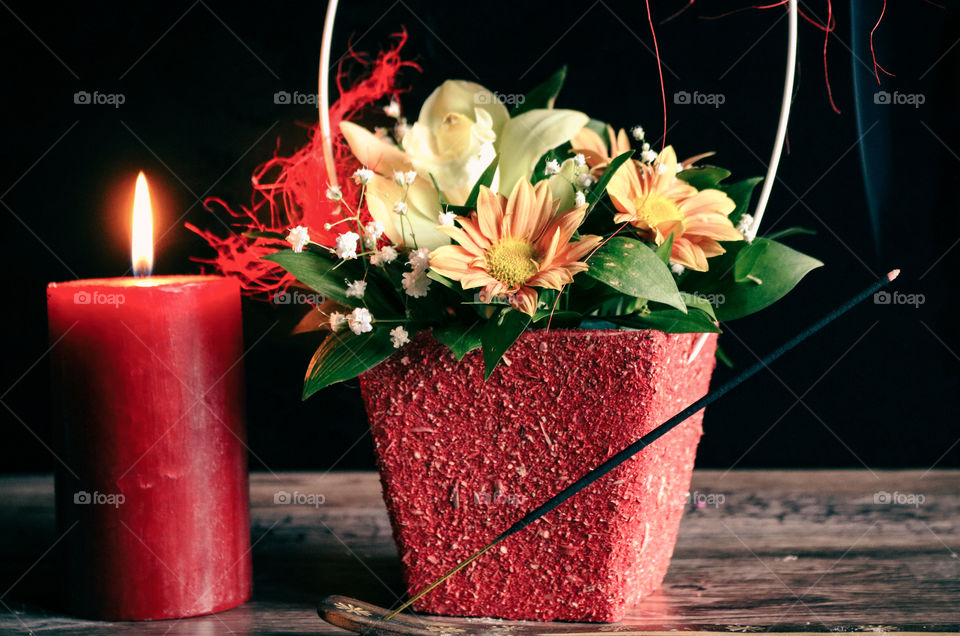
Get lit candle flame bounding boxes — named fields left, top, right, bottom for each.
left=131, top=172, right=153, bottom=278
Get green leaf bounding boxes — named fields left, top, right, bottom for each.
left=608, top=308, right=721, bottom=334
left=587, top=237, right=686, bottom=311
left=586, top=150, right=634, bottom=212
left=715, top=238, right=823, bottom=321
left=763, top=226, right=816, bottom=240
left=481, top=308, right=531, bottom=379
left=531, top=309, right=582, bottom=327
left=655, top=232, right=675, bottom=265
left=679, top=291, right=717, bottom=320
left=263, top=250, right=350, bottom=305
left=463, top=158, right=499, bottom=209
left=677, top=166, right=731, bottom=190
left=243, top=230, right=287, bottom=241
left=434, top=324, right=482, bottom=361
left=303, top=329, right=398, bottom=399
left=511, top=66, right=567, bottom=116
left=716, top=345, right=733, bottom=368
left=719, top=176, right=762, bottom=226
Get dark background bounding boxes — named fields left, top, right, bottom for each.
left=2, top=1, right=957, bottom=473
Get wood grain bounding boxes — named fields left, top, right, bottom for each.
left=0, top=470, right=956, bottom=634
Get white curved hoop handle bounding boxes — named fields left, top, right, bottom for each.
left=316, top=0, right=799, bottom=364
left=318, top=0, right=340, bottom=188
left=747, top=0, right=798, bottom=241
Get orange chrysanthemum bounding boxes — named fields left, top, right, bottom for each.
left=606, top=146, right=743, bottom=271
left=429, top=180, right=602, bottom=316
left=571, top=125, right=631, bottom=174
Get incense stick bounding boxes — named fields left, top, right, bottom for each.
left=382, top=270, right=899, bottom=621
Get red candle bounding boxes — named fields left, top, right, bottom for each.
left=46, top=173, right=251, bottom=620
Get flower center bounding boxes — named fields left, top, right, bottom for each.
left=486, top=238, right=538, bottom=289
left=634, top=192, right=684, bottom=228
left=436, top=112, right=475, bottom=159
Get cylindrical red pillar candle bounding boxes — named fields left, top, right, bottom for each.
left=46, top=275, right=251, bottom=620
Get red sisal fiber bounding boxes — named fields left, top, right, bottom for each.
left=189, top=31, right=418, bottom=297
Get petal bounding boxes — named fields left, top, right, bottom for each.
left=340, top=121, right=411, bottom=175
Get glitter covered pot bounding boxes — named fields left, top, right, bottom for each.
left=359, top=328, right=718, bottom=622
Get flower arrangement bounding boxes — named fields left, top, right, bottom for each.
left=214, top=61, right=820, bottom=399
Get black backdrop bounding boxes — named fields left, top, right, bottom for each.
left=2, top=1, right=958, bottom=473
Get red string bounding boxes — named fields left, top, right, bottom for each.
left=870, top=0, right=894, bottom=84
left=644, top=0, right=667, bottom=149
left=823, top=0, right=840, bottom=113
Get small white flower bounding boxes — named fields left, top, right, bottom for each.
left=576, top=173, right=595, bottom=188
left=390, top=326, right=410, bottom=348
left=394, top=118, right=409, bottom=141
left=370, top=245, right=398, bottom=266
left=334, top=231, right=360, bottom=260
left=328, top=311, right=346, bottom=331
left=393, top=171, right=406, bottom=186
left=671, top=263, right=685, bottom=276
left=675, top=162, right=685, bottom=173
left=285, top=225, right=310, bottom=253
left=736, top=213, right=755, bottom=239
left=326, top=185, right=343, bottom=201
left=656, top=163, right=670, bottom=174
left=347, top=307, right=373, bottom=334
left=345, top=279, right=367, bottom=298
left=632, top=126, right=645, bottom=141
left=544, top=159, right=561, bottom=175
left=383, top=98, right=401, bottom=119
left=352, top=168, right=374, bottom=185
left=641, top=149, right=658, bottom=163
left=402, top=270, right=431, bottom=298
left=363, top=220, right=384, bottom=248
left=574, top=191, right=586, bottom=207
left=642, top=142, right=651, bottom=152
left=404, top=170, right=417, bottom=185
left=438, top=210, right=457, bottom=226
left=573, top=153, right=587, bottom=170
left=408, top=247, right=431, bottom=273
left=393, top=201, right=408, bottom=215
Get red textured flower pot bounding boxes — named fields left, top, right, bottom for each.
left=360, top=328, right=717, bottom=622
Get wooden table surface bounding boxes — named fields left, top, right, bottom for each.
left=0, top=470, right=957, bottom=634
